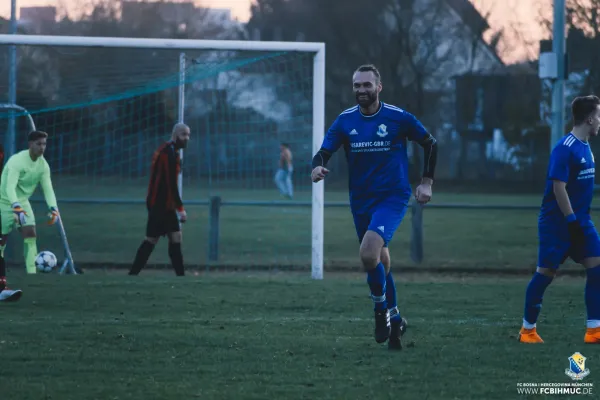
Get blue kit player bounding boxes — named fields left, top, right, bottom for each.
left=311, top=64, right=438, bottom=349
left=519, top=95, right=600, bottom=344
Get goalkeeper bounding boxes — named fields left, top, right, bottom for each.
left=0, top=130, right=59, bottom=275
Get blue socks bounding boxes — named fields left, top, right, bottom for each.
left=523, top=272, right=553, bottom=327
left=367, top=262, right=387, bottom=311
left=386, top=271, right=401, bottom=321
left=585, top=265, right=600, bottom=326
left=523, top=266, right=600, bottom=329
left=367, top=265, right=402, bottom=317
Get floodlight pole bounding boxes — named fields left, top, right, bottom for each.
left=7, top=0, right=18, bottom=158
left=551, top=0, right=566, bottom=148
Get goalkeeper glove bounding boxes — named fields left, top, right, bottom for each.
left=566, top=214, right=586, bottom=245
left=176, top=206, right=187, bottom=223
left=12, top=202, right=27, bottom=226
left=47, top=207, right=59, bottom=225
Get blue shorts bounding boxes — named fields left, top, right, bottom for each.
left=351, top=195, right=409, bottom=247
left=537, top=223, right=600, bottom=268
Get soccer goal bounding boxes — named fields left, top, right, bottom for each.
left=0, top=34, right=326, bottom=279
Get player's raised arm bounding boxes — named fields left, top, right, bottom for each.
left=311, top=117, right=345, bottom=183
left=405, top=113, right=438, bottom=203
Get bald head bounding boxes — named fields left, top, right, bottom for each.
left=171, top=123, right=191, bottom=149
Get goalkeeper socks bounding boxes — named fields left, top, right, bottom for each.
left=523, top=272, right=553, bottom=328
left=585, top=265, right=600, bottom=328
left=168, top=242, right=185, bottom=276
left=386, top=271, right=402, bottom=321
left=23, top=237, right=38, bottom=274
left=130, top=240, right=155, bottom=275
left=367, top=262, right=387, bottom=311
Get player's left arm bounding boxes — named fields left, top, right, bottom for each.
left=166, top=148, right=186, bottom=223
left=40, top=161, right=59, bottom=224
left=547, top=145, right=585, bottom=242
left=285, top=149, right=293, bottom=170
left=405, top=113, right=438, bottom=203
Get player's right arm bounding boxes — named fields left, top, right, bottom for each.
left=311, top=117, right=345, bottom=183
left=2, top=160, right=27, bottom=225
left=548, top=144, right=583, bottom=241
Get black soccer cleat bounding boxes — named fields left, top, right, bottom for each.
left=374, top=309, right=391, bottom=343
left=388, top=317, right=408, bottom=350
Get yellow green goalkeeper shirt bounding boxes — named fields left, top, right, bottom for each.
left=0, top=150, right=57, bottom=208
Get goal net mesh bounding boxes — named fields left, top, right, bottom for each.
left=0, top=44, right=316, bottom=269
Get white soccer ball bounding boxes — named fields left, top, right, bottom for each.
left=35, top=251, right=58, bottom=273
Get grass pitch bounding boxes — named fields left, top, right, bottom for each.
left=2, top=271, right=596, bottom=400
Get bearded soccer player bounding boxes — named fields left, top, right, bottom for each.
left=0, top=131, right=60, bottom=302
left=129, top=123, right=190, bottom=276
left=311, top=64, right=438, bottom=349
left=519, top=95, right=600, bottom=344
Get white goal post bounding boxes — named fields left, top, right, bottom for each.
left=0, top=34, right=326, bottom=280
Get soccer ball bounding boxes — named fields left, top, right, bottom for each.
left=35, top=251, right=58, bottom=273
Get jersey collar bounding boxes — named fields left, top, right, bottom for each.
left=567, top=132, right=590, bottom=146
left=359, top=101, right=384, bottom=118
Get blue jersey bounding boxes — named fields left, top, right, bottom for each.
left=539, top=133, right=596, bottom=227
left=321, top=102, right=428, bottom=203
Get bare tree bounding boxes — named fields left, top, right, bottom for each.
left=247, top=0, right=503, bottom=180
left=537, top=0, right=600, bottom=114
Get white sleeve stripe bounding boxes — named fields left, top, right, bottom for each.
left=340, top=106, right=359, bottom=115
left=383, top=104, right=405, bottom=114
left=564, top=136, right=576, bottom=147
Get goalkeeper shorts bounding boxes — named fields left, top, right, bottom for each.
left=0, top=200, right=35, bottom=235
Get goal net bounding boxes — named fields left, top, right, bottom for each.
left=0, top=35, right=325, bottom=278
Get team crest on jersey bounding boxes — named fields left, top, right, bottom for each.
left=376, top=124, right=388, bottom=137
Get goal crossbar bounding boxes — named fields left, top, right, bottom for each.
left=0, top=34, right=326, bottom=280
left=0, top=34, right=324, bottom=52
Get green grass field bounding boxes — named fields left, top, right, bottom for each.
left=9, top=178, right=597, bottom=273
left=2, top=271, right=597, bottom=399
left=4, top=180, right=599, bottom=399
